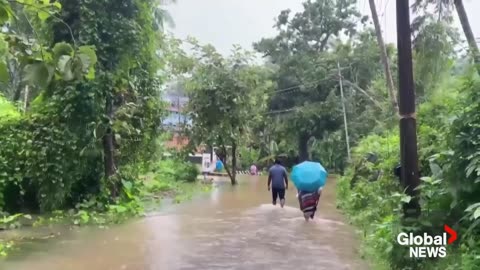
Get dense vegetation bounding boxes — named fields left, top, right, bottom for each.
left=1, top=0, right=479, bottom=268
left=0, top=0, right=200, bottom=256
left=179, top=0, right=480, bottom=269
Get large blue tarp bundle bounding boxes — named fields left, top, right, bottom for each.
left=291, top=161, right=328, bottom=192
left=215, top=160, right=224, bottom=171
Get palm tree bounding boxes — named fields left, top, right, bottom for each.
left=453, top=0, right=479, bottom=69
left=368, top=0, right=398, bottom=113
left=413, top=0, right=479, bottom=73
left=154, top=0, right=177, bottom=31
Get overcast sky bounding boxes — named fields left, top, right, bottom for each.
left=166, top=0, right=480, bottom=56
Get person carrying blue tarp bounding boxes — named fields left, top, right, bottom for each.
left=291, top=160, right=328, bottom=221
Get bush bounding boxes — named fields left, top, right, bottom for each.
left=178, top=161, right=200, bottom=183
left=336, top=77, right=480, bottom=270
left=239, top=146, right=260, bottom=169
left=0, top=95, right=20, bottom=121
left=336, top=131, right=411, bottom=269
left=154, top=158, right=199, bottom=183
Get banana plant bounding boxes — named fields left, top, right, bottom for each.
left=258, top=140, right=286, bottom=163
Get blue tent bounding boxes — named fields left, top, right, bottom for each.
left=291, top=161, right=328, bottom=192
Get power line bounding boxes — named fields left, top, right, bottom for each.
left=265, top=66, right=350, bottom=95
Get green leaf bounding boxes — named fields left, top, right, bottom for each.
left=115, top=133, right=121, bottom=143
left=113, top=205, right=127, bottom=213
left=58, top=55, right=74, bottom=81
left=53, top=42, right=74, bottom=59
left=24, top=62, right=52, bottom=88
left=71, top=57, right=84, bottom=79
left=85, top=67, right=95, bottom=80
left=57, top=55, right=70, bottom=71
left=78, top=46, right=97, bottom=66
left=52, top=1, right=62, bottom=9
left=401, top=195, right=412, bottom=203
left=0, top=6, right=10, bottom=25
left=474, top=208, right=480, bottom=220
left=429, top=162, right=443, bottom=178
left=465, top=202, right=480, bottom=212
left=38, top=10, right=50, bottom=22
left=122, top=180, right=132, bottom=191
left=77, top=54, right=91, bottom=71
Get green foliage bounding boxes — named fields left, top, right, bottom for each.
left=447, top=78, right=480, bottom=201
left=336, top=132, right=402, bottom=268
left=0, top=95, right=20, bottom=120
left=185, top=42, right=272, bottom=143
left=239, top=146, right=260, bottom=169
left=0, top=240, right=13, bottom=257
left=337, top=74, right=480, bottom=269
left=151, top=158, right=199, bottom=183
left=412, top=13, right=459, bottom=98
left=0, top=0, right=172, bottom=217
left=254, top=1, right=389, bottom=162
left=180, top=41, right=273, bottom=183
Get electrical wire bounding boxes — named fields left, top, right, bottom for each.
left=265, top=71, right=341, bottom=95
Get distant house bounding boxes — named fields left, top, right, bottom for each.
left=161, top=83, right=217, bottom=168
left=162, top=82, right=191, bottom=149
left=162, top=87, right=191, bottom=131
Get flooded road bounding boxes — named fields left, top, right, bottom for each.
left=0, top=176, right=368, bottom=270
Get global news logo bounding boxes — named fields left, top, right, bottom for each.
left=396, top=225, right=457, bottom=258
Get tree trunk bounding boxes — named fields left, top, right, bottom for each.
left=231, top=142, right=237, bottom=185
left=103, top=96, right=117, bottom=196
left=208, top=144, right=213, bottom=162
left=454, top=0, right=480, bottom=73
left=13, top=83, right=23, bottom=101
left=369, top=0, right=399, bottom=113
left=221, top=143, right=236, bottom=185
left=298, top=133, right=309, bottom=162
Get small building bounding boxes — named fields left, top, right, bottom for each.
left=162, top=82, right=191, bottom=149
left=161, top=82, right=209, bottom=169
left=162, top=89, right=191, bottom=132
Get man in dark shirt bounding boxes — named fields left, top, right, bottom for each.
left=267, top=159, right=289, bottom=208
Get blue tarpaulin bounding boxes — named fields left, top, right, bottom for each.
left=215, top=160, right=224, bottom=171
left=291, top=161, right=328, bottom=192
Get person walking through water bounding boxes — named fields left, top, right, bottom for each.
left=297, top=187, right=322, bottom=221
left=292, top=159, right=328, bottom=222
left=267, top=158, right=289, bottom=208
left=250, top=164, right=258, bottom=175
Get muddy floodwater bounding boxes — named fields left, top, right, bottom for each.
left=0, top=175, right=369, bottom=270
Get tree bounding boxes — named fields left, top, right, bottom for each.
left=0, top=0, right=105, bottom=211
left=52, top=0, right=164, bottom=196
left=153, top=0, right=177, bottom=31
left=368, top=0, right=398, bottom=113
left=453, top=0, right=479, bottom=70
left=255, top=0, right=373, bottom=162
left=411, top=14, right=459, bottom=98
left=413, top=0, right=479, bottom=73
left=184, top=42, right=273, bottom=185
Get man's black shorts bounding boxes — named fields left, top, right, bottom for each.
left=272, top=188, right=286, bottom=204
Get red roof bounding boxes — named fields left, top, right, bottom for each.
left=165, top=135, right=189, bottom=150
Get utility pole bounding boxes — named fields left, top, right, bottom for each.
left=337, top=61, right=351, bottom=162
left=396, top=0, right=421, bottom=218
